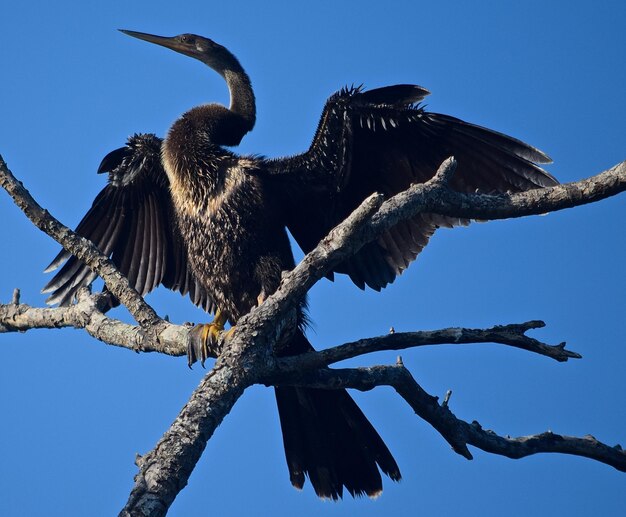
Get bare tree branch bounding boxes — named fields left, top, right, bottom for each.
left=0, top=290, right=189, bottom=356
left=118, top=158, right=625, bottom=514
left=120, top=341, right=259, bottom=517
left=119, top=185, right=390, bottom=515
left=266, top=363, right=626, bottom=472
left=0, top=294, right=579, bottom=364
left=3, top=155, right=625, bottom=335
left=2, top=153, right=624, bottom=335
left=382, top=158, right=626, bottom=224
left=276, top=321, right=580, bottom=370
left=2, top=154, right=625, bottom=517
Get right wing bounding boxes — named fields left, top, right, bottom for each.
left=42, top=133, right=215, bottom=313
left=266, top=85, right=557, bottom=291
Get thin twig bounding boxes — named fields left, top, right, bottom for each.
left=276, top=321, right=579, bottom=373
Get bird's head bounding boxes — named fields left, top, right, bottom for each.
left=119, top=30, right=240, bottom=75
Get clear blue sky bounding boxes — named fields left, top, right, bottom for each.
left=1, top=1, right=625, bottom=516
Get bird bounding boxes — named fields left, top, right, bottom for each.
left=42, top=30, right=557, bottom=500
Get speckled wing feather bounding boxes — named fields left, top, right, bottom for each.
left=266, top=85, right=557, bottom=290
left=42, top=133, right=215, bottom=312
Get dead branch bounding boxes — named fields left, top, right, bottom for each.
left=3, top=155, right=626, bottom=337
left=0, top=290, right=188, bottom=356
left=265, top=363, right=626, bottom=472
left=277, top=321, right=580, bottom=370
left=369, top=158, right=626, bottom=232
left=120, top=339, right=260, bottom=517
left=0, top=294, right=579, bottom=363
left=2, top=155, right=625, bottom=517
left=118, top=185, right=388, bottom=515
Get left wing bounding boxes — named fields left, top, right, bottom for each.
left=265, top=85, right=557, bottom=290
left=43, top=133, right=215, bottom=312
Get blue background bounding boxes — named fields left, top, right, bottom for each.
left=1, top=1, right=625, bottom=516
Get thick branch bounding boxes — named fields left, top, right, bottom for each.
left=121, top=349, right=256, bottom=517
left=119, top=193, right=387, bottom=514
left=273, top=159, right=626, bottom=306
left=367, top=159, right=626, bottom=236
left=0, top=291, right=189, bottom=356
left=427, top=160, right=626, bottom=221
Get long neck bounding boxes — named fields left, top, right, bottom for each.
left=204, top=50, right=256, bottom=137
left=224, top=67, right=256, bottom=132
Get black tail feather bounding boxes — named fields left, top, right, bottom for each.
left=275, top=332, right=401, bottom=499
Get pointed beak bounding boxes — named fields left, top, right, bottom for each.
left=119, top=29, right=188, bottom=54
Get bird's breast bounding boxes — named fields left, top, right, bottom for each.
left=162, top=135, right=258, bottom=220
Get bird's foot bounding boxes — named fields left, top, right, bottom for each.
left=187, top=310, right=235, bottom=367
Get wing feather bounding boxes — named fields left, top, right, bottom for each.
left=43, top=133, right=215, bottom=313
left=266, top=85, right=557, bottom=290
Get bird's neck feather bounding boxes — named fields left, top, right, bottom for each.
left=223, top=67, right=256, bottom=133
left=202, top=49, right=256, bottom=136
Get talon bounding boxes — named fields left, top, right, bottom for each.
left=187, top=309, right=232, bottom=367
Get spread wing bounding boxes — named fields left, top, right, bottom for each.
left=266, top=85, right=557, bottom=290
left=42, top=133, right=215, bottom=312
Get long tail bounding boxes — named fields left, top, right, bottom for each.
left=274, top=331, right=401, bottom=499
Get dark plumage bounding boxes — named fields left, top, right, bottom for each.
left=43, top=30, right=558, bottom=499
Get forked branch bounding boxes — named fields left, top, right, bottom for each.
left=1, top=155, right=625, bottom=517
left=266, top=362, right=626, bottom=472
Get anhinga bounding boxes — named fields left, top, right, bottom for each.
left=43, top=30, right=557, bottom=499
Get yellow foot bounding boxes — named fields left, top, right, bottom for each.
left=187, top=309, right=236, bottom=367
